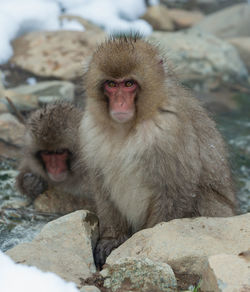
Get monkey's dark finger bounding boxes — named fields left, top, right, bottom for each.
left=94, top=240, right=112, bottom=269
left=94, top=238, right=122, bottom=269
left=94, top=243, right=106, bottom=269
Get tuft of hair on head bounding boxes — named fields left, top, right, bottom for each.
left=109, top=31, right=143, bottom=43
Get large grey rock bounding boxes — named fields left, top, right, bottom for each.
left=6, top=210, right=99, bottom=286
left=201, top=253, right=250, bottom=291
left=193, top=4, right=250, bottom=39
left=101, top=257, right=177, bottom=292
left=148, top=30, right=248, bottom=90
left=106, top=214, right=250, bottom=278
left=10, top=30, right=106, bottom=80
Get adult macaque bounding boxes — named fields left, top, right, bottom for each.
left=16, top=103, right=91, bottom=200
left=80, top=36, right=236, bottom=267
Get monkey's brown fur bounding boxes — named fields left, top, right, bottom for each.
left=80, top=36, right=236, bottom=266
left=16, top=103, right=91, bottom=199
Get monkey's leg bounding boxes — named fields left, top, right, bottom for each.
left=94, top=193, right=130, bottom=269
left=16, top=169, right=48, bottom=200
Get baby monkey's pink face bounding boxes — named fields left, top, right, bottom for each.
left=40, top=150, right=69, bottom=182
left=104, top=79, right=138, bottom=123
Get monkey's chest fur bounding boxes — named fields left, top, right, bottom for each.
left=81, top=116, right=162, bottom=232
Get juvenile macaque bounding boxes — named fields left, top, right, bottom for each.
left=16, top=103, right=91, bottom=200
left=80, top=35, right=236, bottom=267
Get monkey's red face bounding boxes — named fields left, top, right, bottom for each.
left=40, top=150, right=69, bottom=182
left=104, top=79, right=138, bottom=123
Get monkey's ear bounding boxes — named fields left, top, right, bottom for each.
left=157, top=58, right=166, bottom=75
left=159, top=59, right=164, bottom=65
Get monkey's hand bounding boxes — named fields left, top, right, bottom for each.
left=94, top=236, right=128, bottom=269
left=16, top=172, right=48, bottom=199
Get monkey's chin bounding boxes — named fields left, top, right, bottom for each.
left=110, top=111, right=134, bottom=124
left=48, top=172, right=68, bottom=183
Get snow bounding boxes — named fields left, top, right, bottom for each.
left=0, top=251, right=79, bottom=292
left=0, top=0, right=158, bottom=64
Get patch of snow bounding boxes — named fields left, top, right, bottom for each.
left=0, top=251, right=79, bottom=292
left=26, top=77, right=37, bottom=85
left=0, top=0, right=154, bottom=64
left=60, top=18, right=85, bottom=31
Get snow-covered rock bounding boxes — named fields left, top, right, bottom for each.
left=0, top=251, right=79, bottom=292
left=6, top=210, right=99, bottom=286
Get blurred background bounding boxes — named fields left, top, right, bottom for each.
left=0, top=0, right=249, bottom=252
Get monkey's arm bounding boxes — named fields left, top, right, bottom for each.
left=16, top=167, right=48, bottom=200
left=143, top=188, right=199, bottom=229
left=196, top=184, right=236, bottom=217
left=94, top=190, right=130, bottom=268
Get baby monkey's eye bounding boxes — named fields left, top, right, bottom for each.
left=125, top=80, right=134, bottom=87
left=107, top=81, right=116, bottom=88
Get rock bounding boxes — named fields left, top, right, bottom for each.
left=200, top=253, right=250, bottom=291
left=168, top=9, right=204, bottom=29
left=1, top=80, right=75, bottom=113
left=1, top=90, right=38, bottom=112
left=12, top=80, right=75, bottom=105
left=0, top=141, right=22, bottom=159
left=193, top=4, right=250, bottom=39
left=228, top=37, right=250, bottom=71
left=106, top=214, right=250, bottom=288
left=101, top=257, right=177, bottom=292
left=80, top=286, right=101, bottom=292
left=142, top=5, right=174, bottom=31
left=6, top=210, right=99, bottom=286
left=0, top=113, right=25, bottom=147
left=10, top=30, right=106, bottom=80
left=34, top=189, right=95, bottom=215
left=0, top=101, right=8, bottom=114
left=148, top=30, right=248, bottom=90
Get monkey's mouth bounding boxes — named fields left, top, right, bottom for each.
left=110, top=111, right=134, bottom=123
left=48, top=171, right=68, bottom=182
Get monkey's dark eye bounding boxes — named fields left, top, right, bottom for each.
left=125, top=80, right=134, bottom=87
left=107, top=81, right=116, bottom=88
